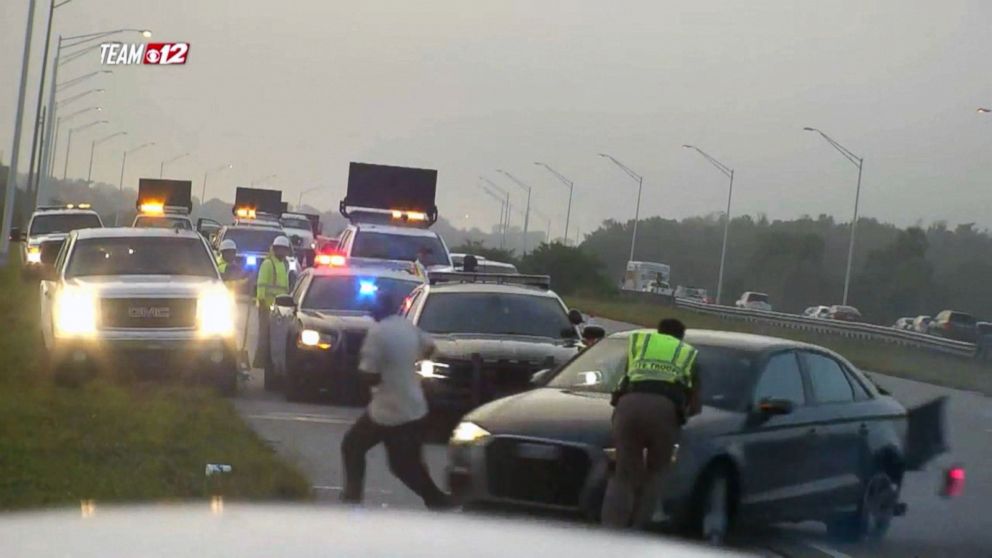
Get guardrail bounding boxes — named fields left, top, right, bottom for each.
left=669, top=298, right=977, bottom=358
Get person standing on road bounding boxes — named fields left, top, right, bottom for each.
left=340, top=294, right=452, bottom=510
left=253, top=235, right=292, bottom=368
left=217, top=239, right=247, bottom=291
left=601, top=318, right=701, bottom=529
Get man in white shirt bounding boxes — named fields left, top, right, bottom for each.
left=340, top=294, right=451, bottom=509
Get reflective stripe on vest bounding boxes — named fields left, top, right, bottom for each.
left=626, top=332, right=696, bottom=387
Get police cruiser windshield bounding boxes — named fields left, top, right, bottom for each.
left=418, top=292, right=577, bottom=339
left=546, top=337, right=756, bottom=410
left=29, top=213, right=101, bottom=235
left=352, top=232, right=448, bottom=266
left=280, top=217, right=311, bottom=230
left=222, top=228, right=284, bottom=253
left=302, top=276, right=420, bottom=312
left=133, top=215, right=193, bottom=230
left=65, top=237, right=217, bottom=278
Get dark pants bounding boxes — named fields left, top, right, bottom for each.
left=252, top=305, right=269, bottom=368
left=601, top=392, right=681, bottom=528
left=341, top=412, right=449, bottom=509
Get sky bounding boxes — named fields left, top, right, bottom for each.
left=3, top=0, right=992, bottom=238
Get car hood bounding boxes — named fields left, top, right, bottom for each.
left=432, top=334, right=581, bottom=365
left=66, top=275, right=220, bottom=298
left=298, top=309, right=373, bottom=331
left=468, top=388, right=743, bottom=448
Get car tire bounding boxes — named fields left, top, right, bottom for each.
left=684, top=463, right=735, bottom=545
left=827, top=471, right=897, bottom=542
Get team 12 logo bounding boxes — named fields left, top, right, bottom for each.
left=100, top=42, right=189, bottom=65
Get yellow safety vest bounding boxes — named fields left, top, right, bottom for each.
left=626, top=332, right=696, bottom=388
left=256, top=253, right=289, bottom=307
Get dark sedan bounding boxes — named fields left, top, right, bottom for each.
left=448, top=329, right=945, bottom=543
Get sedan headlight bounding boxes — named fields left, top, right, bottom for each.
left=450, top=421, right=490, bottom=445
left=55, top=286, right=98, bottom=336
left=26, top=245, right=42, bottom=264
left=416, top=360, right=450, bottom=378
left=298, top=329, right=334, bottom=350
left=197, top=286, right=235, bottom=337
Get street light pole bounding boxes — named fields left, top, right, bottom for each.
left=159, top=152, right=189, bottom=178
left=115, top=142, right=155, bottom=224
left=534, top=162, right=574, bottom=245
left=477, top=182, right=508, bottom=249
left=479, top=176, right=510, bottom=248
left=683, top=145, right=735, bottom=305
left=201, top=163, right=232, bottom=208
left=298, top=186, right=320, bottom=208
left=803, top=127, right=864, bottom=306
left=63, top=120, right=108, bottom=180
left=496, top=169, right=532, bottom=255
left=87, top=131, right=126, bottom=183
left=2, top=0, right=37, bottom=255
left=25, top=0, right=60, bottom=201
left=598, top=153, right=644, bottom=262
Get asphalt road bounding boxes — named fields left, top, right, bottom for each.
left=233, top=307, right=992, bottom=558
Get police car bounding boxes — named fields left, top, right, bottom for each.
left=280, top=212, right=320, bottom=266
left=401, top=272, right=584, bottom=416
left=131, top=202, right=194, bottom=230
left=10, top=204, right=103, bottom=275
left=38, top=227, right=238, bottom=393
left=336, top=220, right=453, bottom=271
left=264, top=257, right=427, bottom=401
left=213, top=219, right=300, bottom=279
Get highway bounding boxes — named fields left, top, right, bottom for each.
left=234, top=307, right=992, bottom=558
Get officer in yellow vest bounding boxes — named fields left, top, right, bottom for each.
left=216, top=239, right=248, bottom=291
left=253, top=235, right=292, bottom=368
left=601, top=318, right=701, bottom=529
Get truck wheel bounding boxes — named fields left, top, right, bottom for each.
left=827, top=471, right=897, bottom=542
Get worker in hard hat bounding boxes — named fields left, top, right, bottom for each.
left=216, top=239, right=248, bottom=291
left=254, top=235, right=293, bottom=368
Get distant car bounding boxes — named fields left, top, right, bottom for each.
left=975, top=322, right=992, bottom=361
left=911, top=315, right=932, bottom=334
left=675, top=285, right=709, bottom=303
left=803, top=305, right=831, bottom=319
left=450, top=253, right=519, bottom=274
left=10, top=204, right=103, bottom=277
left=827, top=305, right=862, bottom=322
left=927, top=310, right=978, bottom=343
left=893, top=317, right=915, bottom=330
left=735, top=291, right=772, bottom=311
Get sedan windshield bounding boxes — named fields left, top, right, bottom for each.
left=303, top=276, right=420, bottom=312
left=29, top=213, right=102, bottom=235
left=222, top=228, right=284, bottom=253
left=66, top=237, right=217, bottom=278
left=418, top=292, right=576, bottom=339
left=547, top=337, right=757, bottom=411
left=352, top=231, right=448, bottom=266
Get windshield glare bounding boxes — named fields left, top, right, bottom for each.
left=303, top=276, right=420, bottom=312
left=65, top=237, right=217, bottom=278
left=352, top=231, right=448, bottom=266
left=222, top=228, right=284, bottom=253
left=29, top=214, right=101, bottom=235
left=418, top=292, right=576, bottom=339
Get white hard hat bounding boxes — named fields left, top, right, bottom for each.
left=219, top=239, right=237, bottom=252
left=272, top=235, right=292, bottom=248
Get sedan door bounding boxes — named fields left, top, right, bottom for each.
left=738, top=350, right=819, bottom=522
left=270, top=273, right=310, bottom=376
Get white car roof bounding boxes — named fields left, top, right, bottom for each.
left=350, top=223, right=441, bottom=238
left=74, top=227, right=203, bottom=240
left=31, top=209, right=99, bottom=217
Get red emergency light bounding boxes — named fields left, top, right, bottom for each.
left=315, top=253, right=347, bottom=267
left=942, top=465, right=965, bottom=498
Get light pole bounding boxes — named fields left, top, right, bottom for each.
left=63, top=120, right=108, bottom=179
left=804, top=127, right=864, bottom=306
left=88, top=131, right=126, bottom=183
left=251, top=173, right=276, bottom=186
left=53, top=106, right=102, bottom=178
left=297, top=186, right=321, bottom=209
left=683, top=144, right=735, bottom=305
left=159, top=152, right=189, bottom=178
left=480, top=176, right=510, bottom=247
left=201, top=163, right=232, bottom=207
left=534, top=162, right=574, bottom=245
left=978, top=108, right=991, bottom=114
left=531, top=207, right=552, bottom=244
left=496, top=169, right=533, bottom=255
left=115, top=142, right=156, bottom=225
left=598, top=153, right=644, bottom=262
left=477, top=182, right=508, bottom=249
left=2, top=0, right=37, bottom=255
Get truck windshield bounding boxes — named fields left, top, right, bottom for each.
left=66, top=237, right=216, bottom=278
left=222, top=228, right=284, bottom=253
left=30, top=213, right=102, bottom=235
left=352, top=231, right=449, bottom=266
left=280, top=217, right=311, bottom=231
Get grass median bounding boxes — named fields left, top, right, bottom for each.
left=569, top=296, right=992, bottom=396
left=0, top=261, right=310, bottom=509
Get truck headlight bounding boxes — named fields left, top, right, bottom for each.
left=298, top=329, right=334, bottom=350
left=55, top=286, right=98, bottom=336
left=198, top=286, right=235, bottom=337
left=416, top=360, right=449, bottom=378
left=450, top=422, right=490, bottom=445
left=26, top=246, right=42, bottom=264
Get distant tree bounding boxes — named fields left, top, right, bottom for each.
left=518, top=242, right=613, bottom=296
left=450, top=240, right=518, bottom=264
left=852, top=228, right=937, bottom=323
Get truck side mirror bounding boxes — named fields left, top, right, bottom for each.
left=9, top=227, right=24, bottom=242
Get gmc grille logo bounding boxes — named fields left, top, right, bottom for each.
left=128, top=306, right=171, bottom=319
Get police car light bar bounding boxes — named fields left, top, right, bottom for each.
left=38, top=203, right=93, bottom=211
left=428, top=272, right=550, bottom=290
left=235, top=207, right=257, bottom=219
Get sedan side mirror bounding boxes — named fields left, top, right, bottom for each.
left=756, top=398, right=794, bottom=416
left=274, top=294, right=296, bottom=309
left=9, top=227, right=24, bottom=242
left=568, top=308, right=584, bottom=325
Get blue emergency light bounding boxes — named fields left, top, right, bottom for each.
left=358, top=280, right=378, bottom=296
left=246, top=255, right=258, bottom=267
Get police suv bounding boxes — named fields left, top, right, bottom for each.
left=38, top=227, right=238, bottom=393
left=10, top=204, right=103, bottom=275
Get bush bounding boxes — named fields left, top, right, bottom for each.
left=519, top=242, right=614, bottom=296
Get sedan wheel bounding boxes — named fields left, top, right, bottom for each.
left=828, top=472, right=897, bottom=542
left=699, top=468, right=731, bottom=545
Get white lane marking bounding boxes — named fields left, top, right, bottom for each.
left=244, top=413, right=354, bottom=425
left=312, top=485, right=393, bottom=495
left=802, top=541, right=852, bottom=558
